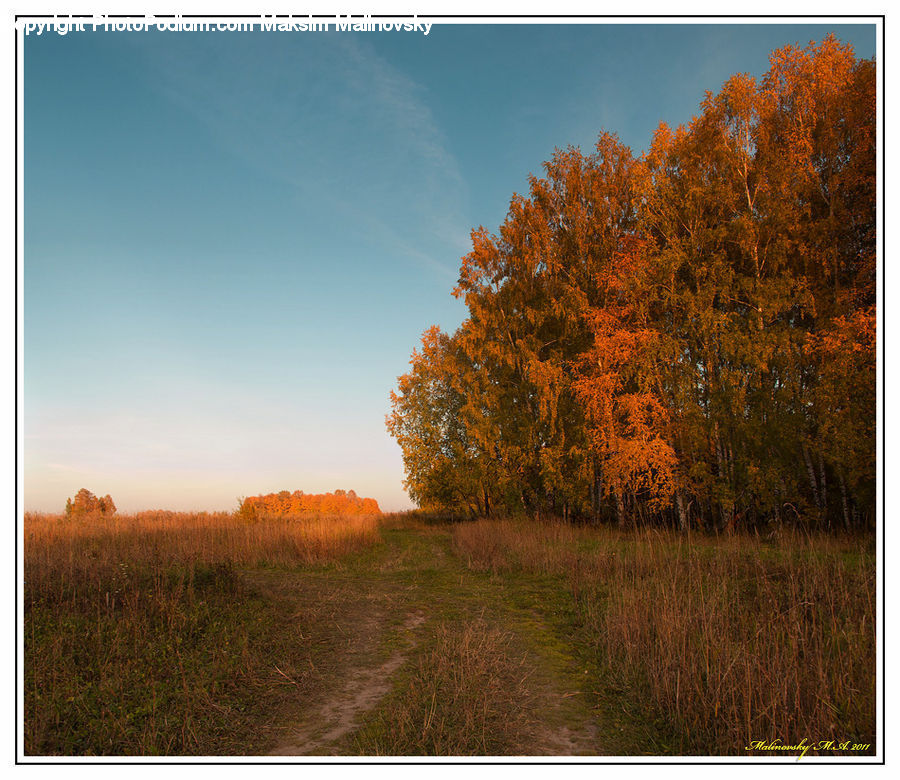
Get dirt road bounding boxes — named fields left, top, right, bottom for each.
left=256, top=523, right=633, bottom=757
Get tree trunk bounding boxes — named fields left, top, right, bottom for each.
left=676, top=491, right=688, bottom=532
left=838, top=468, right=851, bottom=531
left=615, top=488, right=626, bottom=529
left=714, top=423, right=726, bottom=479
left=713, top=424, right=732, bottom=530
left=802, top=443, right=821, bottom=514
left=591, top=458, right=603, bottom=525
left=818, top=451, right=828, bottom=527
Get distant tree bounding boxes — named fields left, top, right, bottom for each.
left=236, top=497, right=258, bottom=521
left=237, top=490, right=380, bottom=518
left=65, top=489, right=116, bottom=517
left=98, top=494, right=117, bottom=515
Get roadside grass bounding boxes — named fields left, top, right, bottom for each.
left=342, top=524, right=544, bottom=755
left=353, top=618, right=540, bottom=756
left=345, top=523, right=660, bottom=756
left=452, top=518, right=876, bottom=757
left=27, top=509, right=872, bottom=757
left=24, top=510, right=380, bottom=755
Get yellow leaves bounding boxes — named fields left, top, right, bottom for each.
left=240, top=490, right=380, bottom=518
left=388, top=35, right=874, bottom=525
left=65, top=489, right=116, bottom=518
left=605, top=434, right=678, bottom=509
left=575, top=361, right=679, bottom=508
left=574, top=280, right=678, bottom=509
left=805, top=308, right=875, bottom=360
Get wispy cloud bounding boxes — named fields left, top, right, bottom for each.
left=132, top=32, right=470, bottom=277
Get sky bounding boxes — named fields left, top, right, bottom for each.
left=23, top=20, right=876, bottom=513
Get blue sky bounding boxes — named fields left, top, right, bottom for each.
left=24, top=22, right=876, bottom=512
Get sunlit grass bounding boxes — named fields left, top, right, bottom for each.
left=453, top=518, right=876, bottom=756
left=24, top=509, right=380, bottom=755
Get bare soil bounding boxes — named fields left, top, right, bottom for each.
left=270, top=612, right=425, bottom=755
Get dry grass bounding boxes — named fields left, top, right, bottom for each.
left=24, top=510, right=380, bottom=755
left=453, top=518, right=876, bottom=756
left=26, top=510, right=379, bottom=588
left=354, top=619, right=540, bottom=756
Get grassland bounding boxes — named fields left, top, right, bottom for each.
left=453, top=519, right=876, bottom=756
left=24, top=511, right=876, bottom=757
left=24, top=510, right=380, bottom=755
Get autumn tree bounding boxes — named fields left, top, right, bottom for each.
left=238, top=490, right=380, bottom=518
left=571, top=236, right=679, bottom=527
left=453, top=134, right=640, bottom=519
left=388, top=36, right=875, bottom=530
left=758, top=37, right=876, bottom=527
left=387, top=326, right=496, bottom=515
left=624, top=35, right=875, bottom=530
left=65, top=489, right=116, bottom=518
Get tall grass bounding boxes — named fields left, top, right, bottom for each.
left=26, top=510, right=379, bottom=590
left=355, top=619, right=539, bottom=755
left=453, top=519, right=876, bottom=756
left=24, top=510, right=380, bottom=755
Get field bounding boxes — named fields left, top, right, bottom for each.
left=24, top=511, right=876, bottom=757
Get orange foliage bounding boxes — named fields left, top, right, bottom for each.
left=573, top=293, right=678, bottom=511
left=238, top=489, right=380, bottom=519
left=389, top=35, right=875, bottom=529
left=65, top=488, right=116, bottom=518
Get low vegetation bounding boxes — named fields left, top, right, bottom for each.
left=355, top=619, right=540, bottom=755
left=24, top=508, right=379, bottom=755
left=24, top=506, right=875, bottom=757
left=453, top=518, right=876, bottom=756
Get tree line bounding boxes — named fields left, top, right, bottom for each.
left=65, top=488, right=117, bottom=518
left=238, top=489, right=380, bottom=518
left=387, top=36, right=875, bottom=531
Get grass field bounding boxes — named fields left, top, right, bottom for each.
left=23, top=511, right=876, bottom=757
left=24, top=510, right=379, bottom=755
left=453, top=519, right=876, bottom=756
